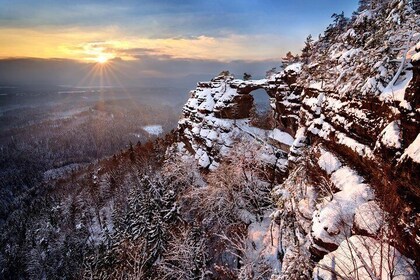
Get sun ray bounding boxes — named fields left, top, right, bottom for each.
left=96, top=55, right=108, bottom=64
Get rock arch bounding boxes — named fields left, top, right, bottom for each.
left=213, top=79, right=276, bottom=119
left=248, top=88, right=275, bottom=129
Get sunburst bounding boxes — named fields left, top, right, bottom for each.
left=96, top=55, right=109, bottom=64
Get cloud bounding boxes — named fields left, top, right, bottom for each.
left=0, top=26, right=299, bottom=62
left=0, top=1, right=359, bottom=64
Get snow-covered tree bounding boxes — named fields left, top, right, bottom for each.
left=301, top=35, right=314, bottom=64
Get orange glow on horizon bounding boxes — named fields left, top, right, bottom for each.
left=0, top=27, right=286, bottom=62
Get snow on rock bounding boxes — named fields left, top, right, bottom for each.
left=416, top=40, right=420, bottom=51
left=377, top=120, right=402, bottom=149
left=197, top=92, right=215, bottom=111
left=336, top=132, right=374, bottom=158
left=400, top=133, right=420, bottom=163
left=303, top=92, right=324, bottom=115
left=413, top=52, right=420, bottom=62
left=318, top=150, right=342, bottom=175
left=198, top=151, right=210, bottom=168
left=314, top=235, right=418, bottom=280
left=207, top=130, right=218, bottom=141
left=177, top=68, right=302, bottom=170
left=284, top=62, right=303, bottom=73
left=380, top=71, right=413, bottom=102
left=245, top=211, right=281, bottom=276
left=199, top=128, right=210, bottom=138
left=142, top=125, right=163, bottom=136
left=194, top=148, right=210, bottom=168
left=309, top=81, right=323, bottom=91
left=288, top=127, right=307, bottom=162
left=312, top=166, right=374, bottom=247
left=208, top=160, right=220, bottom=171
left=214, top=86, right=238, bottom=108
left=268, top=129, right=294, bottom=146
left=354, top=201, right=386, bottom=235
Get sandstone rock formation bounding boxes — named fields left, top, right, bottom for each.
left=178, top=65, right=302, bottom=170
left=176, top=1, right=420, bottom=276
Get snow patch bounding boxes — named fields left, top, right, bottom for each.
left=413, top=51, right=420, bottom=62
left=312, top=166, right=374, bottom=246
left=318, top=150, right=342, bottom=175
left=142, top=125, right=163, bottom=136
left=246, top=211, right=281, bottom=276
left=314, top=235, right=417, bottom=280
left=380, top=71, right=413, bottom=102
left=377, top=120, right=402, bottom=149
left=354, top=201, right=386, bottom=235
left=309, top=81, right=323, bottom=90
left=284, top=62, right=303, bottom=73
left=400, top=133, right=420, bottom=163
left=268, top=129, right=294, bottom=146
left=336, top=132, right=374, bottom=158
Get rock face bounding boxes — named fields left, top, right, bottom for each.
left=176, top=1, right=420, bottom=276
left=178, top=65, right=302, bottom=170
left=295, top=2, right=420, bottom=264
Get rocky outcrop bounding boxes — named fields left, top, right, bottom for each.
left=177, top=65, right=303, bottom=170
left=398, top=45, right=420, bottom=186
left=176, top=1, right=420, bottom=276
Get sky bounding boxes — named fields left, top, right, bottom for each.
left=0, top=0, right=358, bottom=87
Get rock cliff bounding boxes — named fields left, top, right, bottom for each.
left=176, top=1, right=420, bottom=277
left=177, top=65, right=302, bottom=172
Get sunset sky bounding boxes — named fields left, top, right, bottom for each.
left=0, top=0, right=358, bottom=86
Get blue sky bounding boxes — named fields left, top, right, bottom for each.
left=0, top=0, right=359, bottom=85
left=1, top=1, right=358, bottom=37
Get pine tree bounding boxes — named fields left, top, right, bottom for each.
left=243, top=73, right=252, bottom=80
left=129, top=141, right=136, bottom=162
left=301, top=35, right=314, bottom=64
left=147, top=212, right=167, bottom=261
left=282, top=51, right=298, bottom=66
left=324, top=11, right=348, bottom=41
left=188, top=225, right=208, bottom=279
left=265, top=67, right=277, bottom=78
left=126, top=184, right=154, bottom=240
left=410, top=0, right=420, bottom=13
left=218, top=70, right=230, bottom=77
left=358, top=0, right=371, bottom=12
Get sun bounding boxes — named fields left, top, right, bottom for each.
left=96, top=55, right=108, bottom=64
